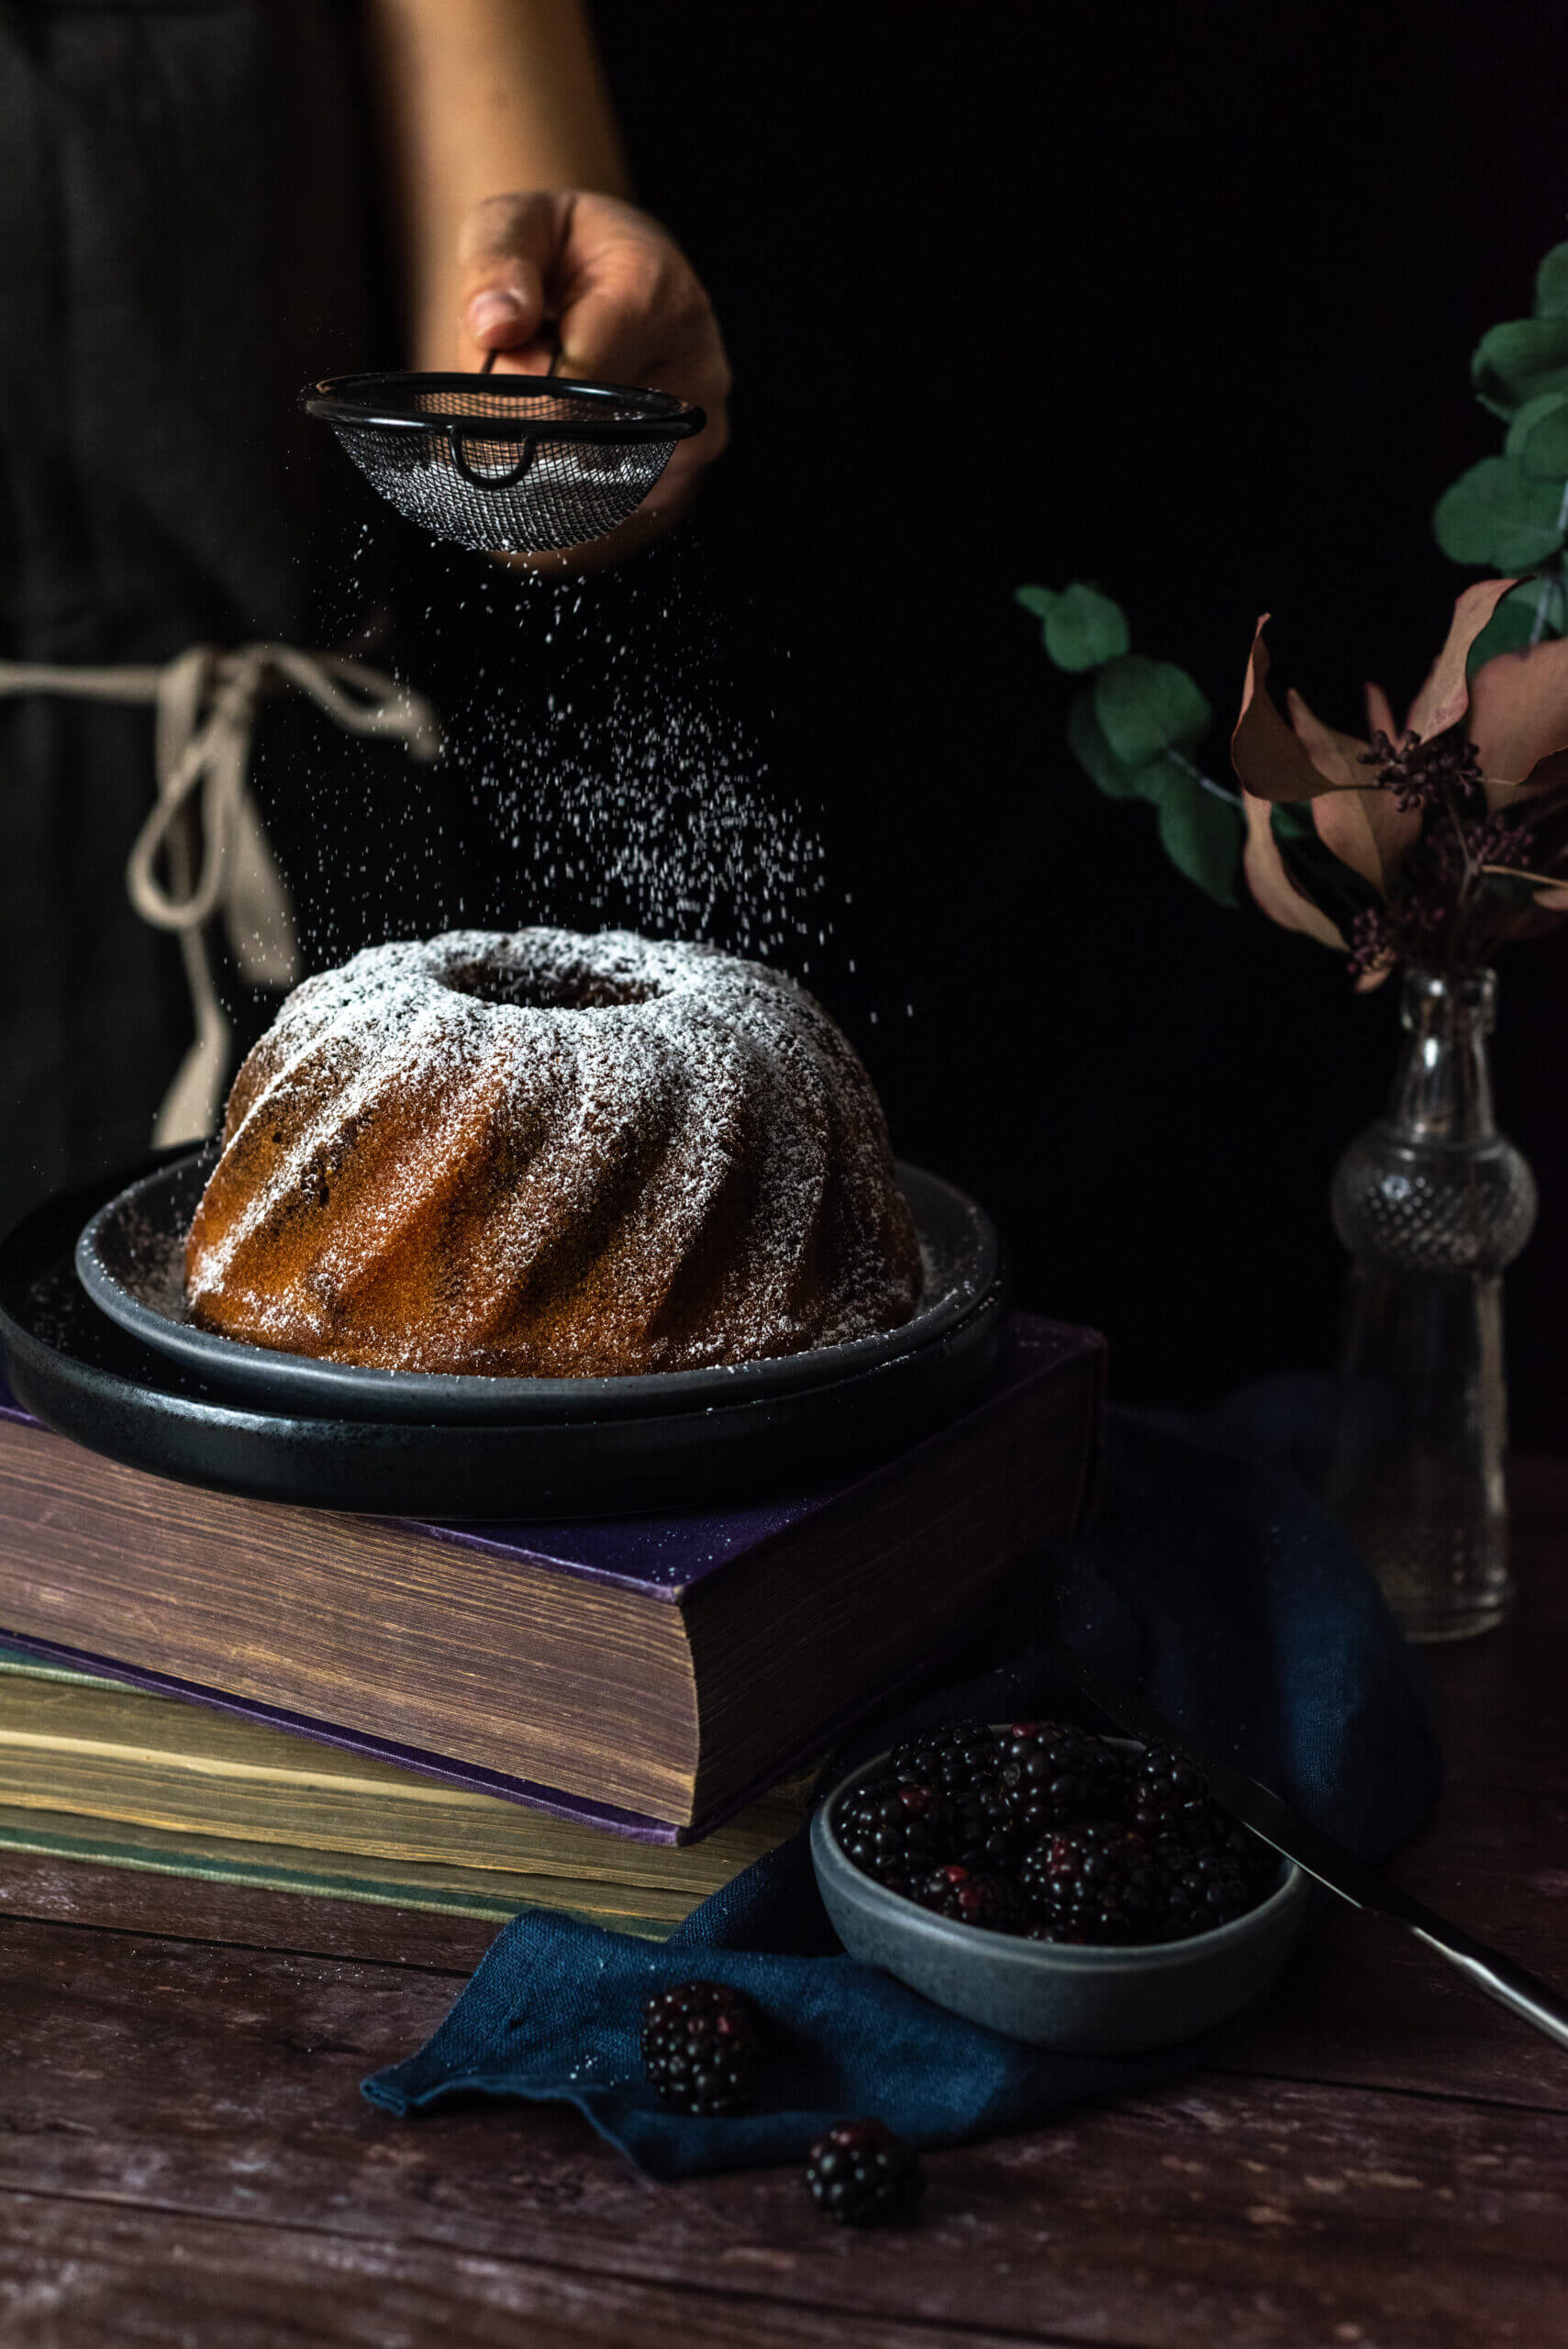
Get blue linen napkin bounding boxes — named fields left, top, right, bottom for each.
left=362, top=1411, right=1441, bottom=2175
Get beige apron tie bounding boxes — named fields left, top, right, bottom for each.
left=0, top=643, right=441, bottom=1147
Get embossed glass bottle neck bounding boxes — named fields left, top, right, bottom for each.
left=1388, top=967, right=1497, bottom=1147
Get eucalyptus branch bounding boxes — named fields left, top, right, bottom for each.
left=1164, top=748, right=1244, bottom=807
left=1481, top=863, right=1568, bottom=889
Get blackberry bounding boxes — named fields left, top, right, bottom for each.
left=1128, top=1744, right=1210, bottom=1836
left=997, top=1721, right=1128, bottom=1834
left=948, top=1774, right=1022, bottom=1874
left=641, top=1982, right=760, bottom=2116
left=1196, top=1801, right=1265, bottom=1867
left=1018, top=1822, right=1161, bottom=1943
left=1132, top=1750, right=1272, bottom=1870
left=834, top=1776, right=952, bottom=1890
left=805, top=2119, right=926, bottom=2227
left=888, top=1718, right=999, bottom=1799
left=911, top=1863, right=1023, bottom=1933
left=1152, top=1838, right=1276, bottom=1940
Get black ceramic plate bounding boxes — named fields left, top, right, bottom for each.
left=1, top=1157, right=1008, bottom=1518
left=74, top=1149, right=998, bottom=1425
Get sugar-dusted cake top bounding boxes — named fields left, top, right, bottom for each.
left=184, top=929, right=922, bottom=1377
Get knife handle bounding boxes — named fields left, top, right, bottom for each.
left=1396, top=1901, right=1568, bottom=2052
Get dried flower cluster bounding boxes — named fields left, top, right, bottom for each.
left=1230, top=577, right=1568, bottom=987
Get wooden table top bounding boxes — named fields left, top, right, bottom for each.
left=3, top=1464, right=1566, bottom=2349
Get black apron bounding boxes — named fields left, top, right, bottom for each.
left=0, top=0, right=373, bottom=1233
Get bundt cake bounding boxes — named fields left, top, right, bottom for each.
left=183, top=928, right=924, bottom=1376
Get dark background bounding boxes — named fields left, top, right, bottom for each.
left=584, top=0, right=1568, bottom=1442
left=303, top=0, right=1568, bottom=1438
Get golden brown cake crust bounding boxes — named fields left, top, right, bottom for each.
left=183, top=929, right=923, bottom=1377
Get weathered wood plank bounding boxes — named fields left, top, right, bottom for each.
left=0, top=1848, right=496, bottom=1975
left=2, top=1914, right=1566, bottom=2345
left=1427, top=1619, right=1568, bottom=1792
left=6, top=1769, right=1566, bottom=2112
left=0, top=2191, right=1032, bottom=2349
left=1419, top=1456, right=1568, bottom=1793
left=1222, top=1783, right=1568, bottom=2109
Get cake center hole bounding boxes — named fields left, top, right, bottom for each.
left=439, top=959, right=661, bottom=1012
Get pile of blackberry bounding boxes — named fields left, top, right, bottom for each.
left=838, top=1717, right=1277, bottom=1944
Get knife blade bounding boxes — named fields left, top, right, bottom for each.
left=1049, top=1639, right=1568, bottom=2054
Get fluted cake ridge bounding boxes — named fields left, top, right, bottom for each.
left=183, top=927, right=923, bottom=1376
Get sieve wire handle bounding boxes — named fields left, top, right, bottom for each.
left=478, top=331, right=562, bottom=380
left=452, top=335, right=562, bottom=488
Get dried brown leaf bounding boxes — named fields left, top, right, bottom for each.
left=1284, top=690, right=1369, bottom=791
left=1467, top=633, right=1568, bottom=808
left=1405, top=577, right=1518, bottom=741
left=1231, top=619, right=1342, bottom=801
left=1286, top=691, right=1422, bottom=893
left=1241, top=790, right=1348, bottom=949
left=1364, top=680, right=1399, bottom=740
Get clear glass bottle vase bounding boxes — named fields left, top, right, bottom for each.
left=1327, top=967, right=1537, bottom=1640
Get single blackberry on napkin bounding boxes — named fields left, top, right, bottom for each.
left=1018, top=1821, right=1162, bottom=1943
left=911, top=1862, right=1024, bottom=1932
left=834, top=1777, right=952, bottom=1891
left=806, top=2119, right=927, bottom=2226
left=641, top=1982, right=760, bottom=2116
left=888, top=1718, right=999, bottom=1799
left=997, top=1721, right=1128, bottom=1833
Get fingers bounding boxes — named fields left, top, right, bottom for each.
left=555, top=200, right=729, bottom=406
left=456, top=191, right=728, bottom=415
left=451, top=189, right=731, bottom=567
left=459, top=192, right=555, bottom=362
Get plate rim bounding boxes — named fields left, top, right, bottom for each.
left=73, top=1151, right=1000, bottom=1425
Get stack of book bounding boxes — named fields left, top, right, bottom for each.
left=0, top=1642, right=821, bottom=1935
left=0, top=1316, right=1102, bottom=1937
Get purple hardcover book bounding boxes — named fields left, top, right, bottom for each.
left=0, top=1316, right=1103, bottom=1842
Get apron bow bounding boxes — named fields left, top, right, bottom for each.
left=0, top=643, right=440, bottom=1146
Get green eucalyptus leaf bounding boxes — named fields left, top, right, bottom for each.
left=1505, top=391, right=1568, bottom=481
left=1472, top=317, right=1568, bottom=419
left=1432, top=455, right=1566, bottom=568
left=1094, top=653, right=1212, bottom=770
left=1015, top=584, right=1058, bottom=620
left=1269, top=801, right=1318, bottom=843
left=1041, top=582, right=1130, bottom=673
left=1156, top=784, right=1241, bottom=907
left=1467, top=577, right=1566, bottom=672
left=1065, top=687, right=1144, bottom=798
left=1535, top=243, right=1568, bottom=320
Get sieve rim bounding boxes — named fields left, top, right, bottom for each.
left=301, top=371, right=705, bottom=444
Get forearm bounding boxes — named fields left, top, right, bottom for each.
left=366, top=0, right=630, bottom=371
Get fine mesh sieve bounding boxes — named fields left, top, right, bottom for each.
left=302, top=351, right=706, bottom=554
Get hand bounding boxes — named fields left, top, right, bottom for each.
left=458, top=190, right=730, bottom=562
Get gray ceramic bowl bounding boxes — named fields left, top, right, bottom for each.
left=811, top=1736, right=1315, bottom=2054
